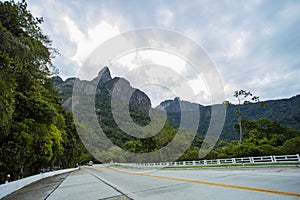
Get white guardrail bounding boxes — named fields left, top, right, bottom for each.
left=0, top=167, right=78, bottom=199
left=115, top=154, right=300, bottom=168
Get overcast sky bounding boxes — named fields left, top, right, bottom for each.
left=27, top=0, right=300, bottom=106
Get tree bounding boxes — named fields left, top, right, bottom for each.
left=0, top=0, right=89, bottom=182
left=282, top=137, right=300, bottom=154
left=228, top=90, right=261, bottom=143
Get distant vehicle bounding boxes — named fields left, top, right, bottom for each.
left=88, top=161, right=94, bottom=166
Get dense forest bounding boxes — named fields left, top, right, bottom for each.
left=0, top=1, right=92, bottom=183
left=1, top=0, right=299, bottom=184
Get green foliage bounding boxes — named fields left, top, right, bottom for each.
left=205, top=118, right=299, bottom=159
left=178, top=147, right=200, bottom=161
left=95, top=90, right=175, bottom=156
left=239, top=119, right=298, bottom=145
left=0, top=51, right=16, bottom=137
left=0, top=0, right=89, bottom=183
left=282, top=137, right=300, bottom=154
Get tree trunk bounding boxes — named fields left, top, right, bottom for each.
left=239, top=114, right=242, bottom=143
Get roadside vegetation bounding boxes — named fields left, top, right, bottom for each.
left=93, top=90, right=300, bottom=163
left=0, top=1, right=92, bottom=183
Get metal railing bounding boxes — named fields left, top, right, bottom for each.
left=114, top=154, right=300, bottom=167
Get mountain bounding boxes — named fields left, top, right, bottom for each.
left=53, top=67, right=300, bottom=141
left=159, top=95, right=300, bottom=140
left=52, top=66, right=151, bottom=114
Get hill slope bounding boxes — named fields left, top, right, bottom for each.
left=53, top=67, right=300, bottom=141
left=159, top=95, right=300, bottom=140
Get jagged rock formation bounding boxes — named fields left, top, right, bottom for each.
left=97, top=66, right=112, bottom=83
left=52, top=66, right=151, bottom=114
left=104, top=77, right=151, bottom=113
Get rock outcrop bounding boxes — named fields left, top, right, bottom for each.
left=52, top=66, right=151, bottom=113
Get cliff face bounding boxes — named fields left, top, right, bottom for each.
left=52, top=66, right=151, bottom=114
left=103, top=77, right=151, bottom=113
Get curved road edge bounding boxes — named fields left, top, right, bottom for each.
left=0, top=167, right=79, bottom=199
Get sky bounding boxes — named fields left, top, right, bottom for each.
left=26, top=0, right=300, bottom=106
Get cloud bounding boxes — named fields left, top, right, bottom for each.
left=157, top=8, right=175, bottom=27
left=26, top=0, right=300, bottom=105
left=110, top=49, right=216, bottom=105
left=63, top=16, right=121, bottom=66
left=110, top=50, right=192, bottom=105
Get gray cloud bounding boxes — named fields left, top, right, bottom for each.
left=27, top=0, right=300, bottom=104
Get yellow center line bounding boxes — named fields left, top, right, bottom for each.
left=104, top=167, right=300, bottom=198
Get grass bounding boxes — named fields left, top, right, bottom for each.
left=108, top=164, right=136, bottom=168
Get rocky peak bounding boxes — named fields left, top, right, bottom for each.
left=158, top=97, right=201, bottom=113
left=52, top=66, right=151, bottom=113
left=174, top=97, right=181, bottom=102
left=64, top=77, right=80, bottom=86
left=91, top=66, right=112, bottom=87
left=51, top=76, right=63, bottom=84
left=98, top=66, right=112, bottom=83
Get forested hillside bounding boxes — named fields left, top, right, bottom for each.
left=54, top=67, right=300, bottom=142
left=0, top=1, right=92, bottom=183
left=160, top=95, right=300, bottom=140
left=54, top=68, right=300, bottom=163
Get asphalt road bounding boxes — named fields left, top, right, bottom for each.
left=3, top=165, right=300, bottom=200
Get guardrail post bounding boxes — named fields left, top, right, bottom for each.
left=250, top=157, right=254, bottom=164
left=297, top=154, right=300, bottom=162
left=217, top=159, right=220, bottom=165
left=204, top=160, right=207, bottom=165
left=232, top=158, right=236, bottom=164
left=272, top=155, right=277, bottom=162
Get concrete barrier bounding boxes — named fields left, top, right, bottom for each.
left=0, top=167, right=78, bottom=199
